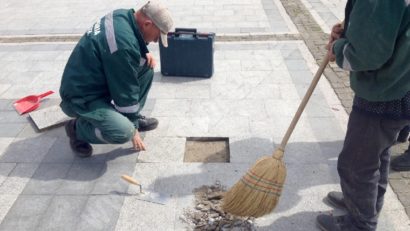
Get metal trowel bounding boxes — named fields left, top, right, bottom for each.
left=121, top=175, right=169, bottom=205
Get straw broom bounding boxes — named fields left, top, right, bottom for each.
left=223, top=56, right=331, bottom=217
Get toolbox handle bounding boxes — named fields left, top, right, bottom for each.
left=170, top=28, right=214, bottom=39
left=174, top=28, right=198, bottom=37
left=175, top=28, right=197, bottom=34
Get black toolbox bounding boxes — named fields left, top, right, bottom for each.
left=159, top=28, right=215, bottom=78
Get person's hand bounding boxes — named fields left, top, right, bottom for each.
left=146, top=53, right=156, bottom=69
left=132, top=130, right=146, bottom=151
left=327, top=41, right=336, bottom=62
left=326, top=23, right=343, bottom=50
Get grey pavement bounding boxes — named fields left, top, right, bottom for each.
left=1, top=0, right=410, bottom=230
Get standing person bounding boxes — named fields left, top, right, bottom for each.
left=317, top=1, right=410, bottom=230
left=59, top=1, right=173, bottom=157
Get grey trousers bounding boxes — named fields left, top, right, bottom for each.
left=338, top=109, right=410, bottom=230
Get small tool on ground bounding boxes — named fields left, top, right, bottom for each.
left=121, top=174, right=168, bottom=205
left=223, top=56, right=331, bottom=217
left=13, top=90, right=54, bottom=115
left=121, top=175, right=143, bottom=193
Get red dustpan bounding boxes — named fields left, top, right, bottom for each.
left=13, top=90, right=54, bottom=115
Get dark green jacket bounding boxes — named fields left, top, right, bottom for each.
left=333, top=0, right=410, bottom=102
left=60, top=9, right=149, bottom=121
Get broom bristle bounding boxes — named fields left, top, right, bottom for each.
left=223, top=155, right=286, bottom=218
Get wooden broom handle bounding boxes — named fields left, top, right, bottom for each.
left=278, top=56, right=330, bottom=151
left=276, top=20, right=345, bottom=153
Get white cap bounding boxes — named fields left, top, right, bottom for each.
left=141, top=1, right=173, bottom=47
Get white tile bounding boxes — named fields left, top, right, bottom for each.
left=0, top=195, right=18, bottom=224
left=0, top=84, right=11, bottom=97
left=0, top=138, right=14, bottom=157
left=167, top=117, right=210, bottom=137
left=208, top=116, right=250, bottom=137
left=137, top=137, right=185, bottom=163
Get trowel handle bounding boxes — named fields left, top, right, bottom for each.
left=121, top=175, right=140, bottom=185
left=38, top=91, right=54, bottom=99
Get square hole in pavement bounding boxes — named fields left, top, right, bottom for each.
left=184, top=137, right=230, bottom=163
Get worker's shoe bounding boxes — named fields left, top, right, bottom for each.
left=65, top=119, right=92, bottom=158
left=391, top=149, right=410, bottom=171
left=326, top=191, right=346, bottom=210
left=137, top=116, right=158, bottom=132
left=316, top=214, right=353, bottom=231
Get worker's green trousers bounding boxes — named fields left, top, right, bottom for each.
left=60, top=68, right=153, bottom=144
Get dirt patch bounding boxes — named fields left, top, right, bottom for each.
left=180, top=182, right=256, bottom=230
left=184, top=137, right=229, bottom=163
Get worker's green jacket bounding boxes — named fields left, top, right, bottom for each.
left=60, top=9, right=151, bottom=122
left=333, top=0, right=410, bottom=102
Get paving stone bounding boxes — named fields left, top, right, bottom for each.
left=41, top=137, right=76, bottom=163
left=265, top=99, right=300, bottom=118
left=0, top=0, right=296, bottom=36
left=229, top=136, right=274, bottom=163
left=285, top=59, right=310, bottom=71
left=186, top=99, right=230, bottom=118
left=174, top=84, right=211, bottom=99
left=0, top=163, right=16, bottom=186
left=0, top=100, right=13, bottom=111
left=390, top=179, right=410, bottom=193
left=397, top=193, right=410, bottom=207
left=306, top=117, right=346, bottom=141
left=22, top=163, right=71, bottom=195
left=0, top=138, right=14, bottom=157
left=0, top=111, right=27, bottom=123
left=166, top=116, right=210, bottom=137
left=0, top=85, right=11, bottom=97
left=29, top=105, right=70, bottom=131
left=77, top=195, right=124, bottom=231
left=56, top=163, right=105, bottom=195
left=289, top=70, right=316, bottom=85
left=0, top=136, right=57, bottom=163
left=36, top=195, right=88, bottom=231
left=402, top=172, right=410, bottom=179
left=115, top=196, right=177, bottom=231
left=17, top=122, right=67, bottom=139
left=389, top=171, right=404, bottom=180
left=382, top=188, right=408, bottom=211
left=148, top=83, right=177, bottom=99
left=91, top=162, right=135, bottom=195
left=257, top=72, right=291, bottom=87
left=0, top=71, right=40, bottom=86
left=150, top=99, right=191, bottom=117
left=74, top=143, right=139, bottom=165
left=0, top=195, right=52, bottom=231
left=0, top=123, right=26, bottom=138
left=208, top=116, right=250, bottom=137
left=245, top=84, right=281, bottom=99
left=0, top=84, right=60, bottom=100
left=250, top=115, right=314, bottom=141
left=137, top=137, right=185, bottom=163
left=0, top=195, right=18, bottom=225
left=0, top=163, right=39, bottom=194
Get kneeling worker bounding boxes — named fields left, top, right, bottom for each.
left=59, top=1, right=173, bottom=157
